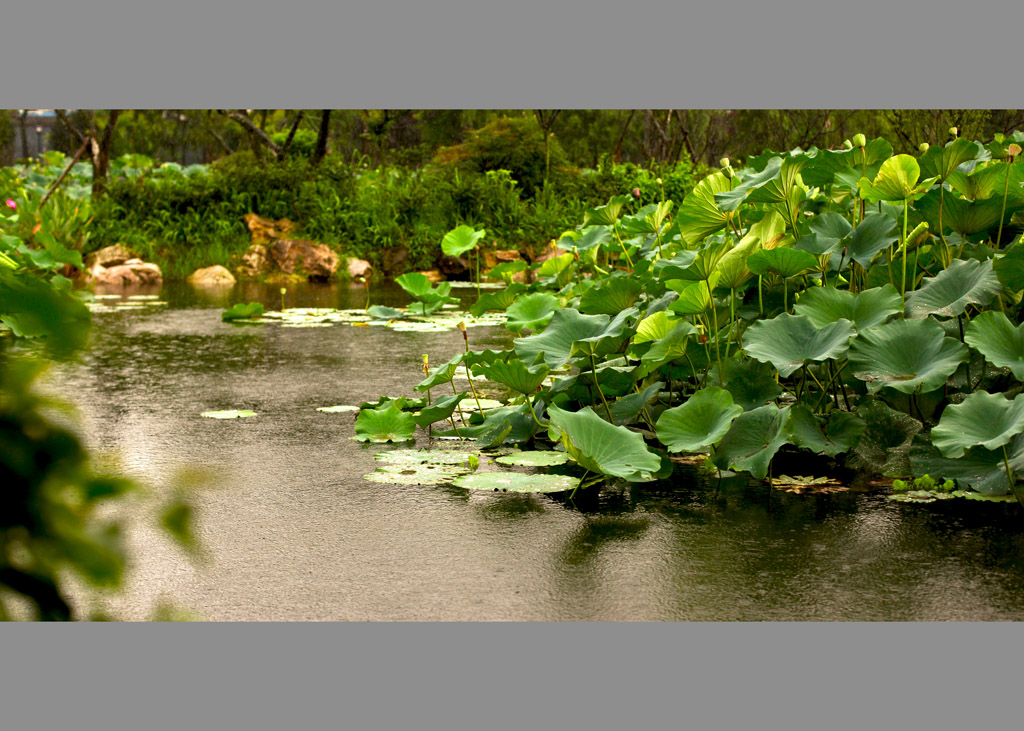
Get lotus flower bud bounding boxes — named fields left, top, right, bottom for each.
left=852, top=133, right=866, bottom=148
left=1009, top=143, right=1022, bottom=160
left=842, top=139, right=853, bottom=150
left=919, top=143, right=930, bottom=154
left=280, top=288, right=287, bottom=295
left=457, top=321, right=466, bottom=334
left=949, top=127, right=958, bottom=138
left=719, top=157, right=730, bottom=169
left=4, top=199, right=15, bottom=210
left=632, top=187, right=641, bottom=198
left=656, top=178, right=663, bottom=185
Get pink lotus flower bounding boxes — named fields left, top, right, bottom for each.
left=631, top=188, right=641, bottom=198
left=4, top=199, right=15, bottom=211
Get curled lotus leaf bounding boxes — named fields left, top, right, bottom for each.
left=505, top=292, right=561, bottom=333
left=711, top=404, right=792, bottom=481
left=963, top=310, right=1024, bottom=380
left=931, top=391, right=1024, bottom=459
left=547, top=405, right=662, bottom=482
left=353, top=404, right=416, bottom=443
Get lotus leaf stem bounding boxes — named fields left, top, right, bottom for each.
left=589, top=352, right=615, bottom=423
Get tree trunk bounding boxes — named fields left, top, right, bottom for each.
left=91, top=110, right=120, bottom=198
left=18, top=110, right=29, bottom=160
left=312, top=110, right=331, bottom=165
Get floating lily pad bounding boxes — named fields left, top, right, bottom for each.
left=374, top=449, right=479, bottom=466
left=770, top=475, right=849, bottom=494
left=201, top=410, right=257, bottom=419
left=451, top=472, right=580, bottom=493
left=316, top=405, right=360, bottom=413
left=127, top=295, right=162, bottom=301
left=494, top=451, right=570, bottom=467
left=364, top=462, right=472, bottom=485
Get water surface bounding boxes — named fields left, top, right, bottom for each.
left=44, top=281, right=1024, bottom=620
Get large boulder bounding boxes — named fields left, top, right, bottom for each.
left=347, top=258, right=373, bottom=280
left=483, top=249, right=523, bottom=268
left=89, top=260, right=163, bottom=286
left=237, top=244, right=271, bottom=278
left=188, top=265, right=236, bottom=286
left=269, top=239, right=339, bottom=281
left=437, top=255, right=470, bottom=279
left=84, top=243, right=134, bottom=269
left=244, top=213, right=296, bottom=244
left=417, top=270, right=445, bottom=284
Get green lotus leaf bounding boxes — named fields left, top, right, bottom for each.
left=964, top=310, right=1024, bottom=380
left=786, top=405, right=866, bottom=457
left=858, top=154, right=936, bottom=202
left=201, top=410, right=257, bottom=419
left=847, top=399, right=922, bottom=476
left=579, top=277, right=643, bottom=315
left=918, top=138, right=983, bottom=181
left=653, top=250, right=698, bottom=280
left=571, top=225, right=613, bottom=251
left=799, top=212, right=853, bottom=258
left=620, top=200, right=673, bottom=235
left=714, top=224, right=767, bottom=290
left=434, top=404, right=536, bottom=446
left=367, top=305, right=408, bottom=320
left=514, top=308, right=611, bottom=368
left=655, top=386, right=743, bottom=453
left=494, top=451, right=570, bottom=467
left=505, top=292, right=560, bottom=333
left=475, top=358, right=550, bottom=395
left=743, top=313, right=856, bottom=377
left=676, top=173, right=734, bottom=244
left=748, top=157, right=808, bottom=206
left=374, top=449, right=478, bottom=466
left=904, top=258, right=1001, bottom=319
left=537, top=253, right=575, bottom=278
left=316, top=405, right=360, bottom=413
left=674, top=239, right=732, bottom=282
left=801, top=137, right=893, bottom=189
left=451, top=471, right=580, bottom=493
left=711, top=404, right=792, bottom=480
left=353, top=404, right=417, bottom=443
left=469, top=283, right=528, bottom=317
left=486, top=260, right=527, bottom=282
left=222, top=302, right=265, bottom=322
left=948, top=162, right=1024, bottom=201
left=364, top=462, right=473, bottom=486
left=583, top=196, right=632, bottom=227
left=909, top=436, right=1024, bottom=496
left=413, top=393, right=468, bottom=428
left=605, top=382, right=664, bottom=427
left=568, top=307, right=639, bottom=359
left=715, top=358, right=783, bottom=411
left=793, top=284, right=902, bottom=330
left=932, top=391, right=1024, bottom=458
left=416, top=353, right=463, bottom=391
left=746, top=247, right=819, bottom=279
left=848, top=318, right=967, bottom=394
left=395, top=272, right=438, bottom=299
left=441, top=224, right=486, bottom=257
left=844, top=214, right=899, bottom=269
left=916, top=192, right=1013, bottom=237
left=547, top=405, right=662, bottom=482
left=993, top=244, right=1024, bottom=292
left=640, top=321, right=701, bottom=369
left=634, top=311, right=680, bottom=344
left=714, top=157, right=783, bottom=211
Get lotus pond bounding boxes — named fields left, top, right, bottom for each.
left=41, top=280, right=1024, bottom=620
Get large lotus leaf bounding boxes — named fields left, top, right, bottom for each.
left=413, top=393, right=467, bottom=428
left=367, top=305, right=408, bottom=320
left=994, top=245, right=1024, bottom=292
left=714, top=228, right=762, bottom=290
left=916, top=191, right=1013, bottom=238
left=668, top=277, right=716, bottom=315
left=746, top=247, right=818, bottom=279
left=505, top=292, right=560, bottom=333
left=639, top=320, right=701, bottom=369
left=536, top=253, right=575, bottom=280
left=486, top=260, right=527, bottom=283
left=222, top=302, right=265, bottom=322
left=655, top=386, right=743, bottom=453
left=786, top=405, right=866, bottom=457
left=547, top=405, right=662, bottom=482
left=605, top=382, right=664, bottom=427
left=569, top=307, right=639, bottom=359
left=621, top=201, right=674, bottom=236
left=858, top=154, right=936, bottom=202
left=395, top=272, right=438, bottom=299
left=947, top=162, right=1024, bottom=202
left=842, top=214, right=900, bottom=269
left=452, top=472, right=580, bottom=493
left=932, top=391, right=1024, bottom=458
left=475, top=358, right=550, bottom=395
left=799, top=212, right=853, bottom=258
left=469, top=283, right=528, bottom=317
left=714, top=157, right=783, bottom=211
left=743, top=313, right=856, bottom=378
left=711, top=404, right=792, bottom=480
left=909, top=434, right=1024, bottom=496
left=746, top=157, right=807, bottom=206
left=583, top=195, right=632, bottom=227
left=918, top=138, right=983, bottom=181
left=904, top=258, right=1001, bottom=319
left=579, top=277, right=643, bottom=315
left=846, top=399, right=923, bottom=476
left=434, top=404, right=537, bottom=446
left=793, top=284, right=902, bottom=330
left=715, top=358, right=783, bottom=411
left=441, top=225, right=486, bottom=256
left=801, top=137, right=893, bottom=189
left=964, top=310, right=1024, bottom=380
left=416, top=353, right=463, bottom=391
left=849, top=318, right=967, bottom=394
left=354, top=404, right=417, bottom=443
left=675, top=239, right=732, bottom=282
left=676, top=173, right=734, bottom=244
left=653, top=250, right=699, bottom=280
left=514, top=308, right=611, bottom=368
left=634, top=311, right=680, bottom=344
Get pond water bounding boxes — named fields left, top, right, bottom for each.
left=42, top=281, right=1024, bottom=620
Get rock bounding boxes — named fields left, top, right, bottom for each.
left=381, top=246, right=409, bottom=277
left=84, top=244, right=134, bottom=269
left=417, top=270, right=445, bottom=284
left=244, top=213, right=297, bottom=244
left=269, top=239, right=340, bottom=281
left=347, top=258, right=373, bottom=280
left=89, top=261, right=163, bottom=286
left=438, top=255, right=470, bottom=279
left=237, top=244, right=271, bottom=278
left=483, top=249, right=523, bottom=268
left=188, top=265, right=236, bottom=286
